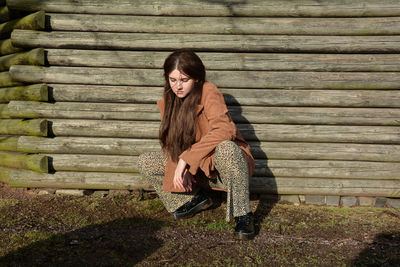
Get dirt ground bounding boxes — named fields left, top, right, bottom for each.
left=0, top=183, right=399, bottom=266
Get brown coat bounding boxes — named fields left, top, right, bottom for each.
left=157, top=81, right=255, bottom=192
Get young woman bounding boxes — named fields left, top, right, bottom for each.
left=137, top=49, right=255, bottom=240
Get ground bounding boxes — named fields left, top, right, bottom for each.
left=0, top=183, right=399, bottom=266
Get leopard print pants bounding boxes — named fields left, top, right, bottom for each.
left=137, top=140, right=251, bottom=221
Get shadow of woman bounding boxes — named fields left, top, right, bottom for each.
left=225, top=93, right=278, bottom=237
left=350, top=231, right=400, bottom=266
left=0, top=216, right=164, bottom=266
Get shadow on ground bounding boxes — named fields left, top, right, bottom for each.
left=225, top=93, right=279, bottom=237
left=0, top=216, right=164, bottom=266
left=351, top=231, right=400, bottom=266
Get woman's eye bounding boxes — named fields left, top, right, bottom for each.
left=182, top=79, right=189, bottom=82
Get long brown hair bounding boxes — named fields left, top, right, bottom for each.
left=159, top=50, right=206, bottom=162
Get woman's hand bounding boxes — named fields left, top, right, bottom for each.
left=173, top=158, right=195, bottom=191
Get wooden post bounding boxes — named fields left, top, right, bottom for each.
left=6, top=0, right=400, bottom=17
left=0, top=48, right=44, bottom=71
left=0, top=84, right=48, bottom=103
left=7, top=101, right=400, bottom=126
left=46, top=49, right=400, bottom=72
left=7, top=169, right=400, bottom=197
left=17, top=136, right=400, bottom=162
left=0, top=136, right=18, bottom=151
left=0, top=11, right=45, bottom=37
left=0, top=151, right=48, bottom=172
left=0, top=119, right=48, bottom=136
left=0, top=71, right=23, bottom=87
left=9, top=65, right=400, bottom=89
left=11, top=30, right=400, bottom=53
left=0, top=39, right=23, bottom=56
left=47, top=13, right=400, bottom=35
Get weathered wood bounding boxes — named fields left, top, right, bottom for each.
left=44, top=154, right=138, bottom=172
left=18, top=136, right=162, bottom=155
left=8, top=101, right=400, bottom=126
left=0, top=103, right=10, bottom=118
left=47, top=13, right=400, bottom=35
left=0, top=6, right=11, bottom=23
left=49, top=84, right=400, bottom=107
left=46, top=49, right=400, bottom=72
left=10, top=66, right=400, bottom=90
left=0, top=135, right=18, bottom=151
left=0, top=11, right=45, bottom=36
left=0, top=151, right=48, bottom=172
left=0, top=48, right=44, bottom=71
left=0, top=71, right=23, bottom=88
left=47, top=119, right=400, bottom=144
left=44, top=154, right=400, bottom=180
left=8, top=170, right=151, bottom=190
left=253, top=160, right=400, bottom=179
left=249, top=177, right=400, bottom=197
left=0, top=38, right=23, bottom=56
left=0, top=84, right=48, bottom=103
left=7, top=169, right=400, bottom=197
left=0, top=166, right=12, bottom=183
left=11, top=30, right=400, bottom=53
left=7, top=0, right=400, bottom=17
left=17, top=136, right=400, bottom=162
left=0, top=119, right=47, bottom=136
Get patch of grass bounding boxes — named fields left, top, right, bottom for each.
left=205, top=219, right=231, bottom=230
left=0, top=198, right=19, bottom=209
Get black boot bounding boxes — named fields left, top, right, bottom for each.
left=172, top=190, right=212, bottom=219
left=234, top=212, right=255, bottom=240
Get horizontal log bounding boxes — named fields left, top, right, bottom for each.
left=0, top=71, right=23, bottom=88
left=47, top=119, right=400, bottom=144
left=0, top=151, right=48, bottom=172
left=45, top=153, right=138, bottom=172
left=7, top=169, right=400, bottom=197
left=7, top=0, right=400, bottom=17
left=0, top=38, right=23, bottom=56
left=18, top=136, right=162, bottom=155
left=0, top=11, right=45, bottom=36
left=0, top=135, right=18, bottom=151
left=49, top=84, right=400, bottom=107
left=253, top=160, right=400, bottom=179
left=17, top=136, right=400, bottom=162
left=46, top=49, right=400, bottom=72
left=0, top=48, right=44, bottom=72
left=0, top=166, right=12, bottom=183
left=10, top=65, right=400, bottom=89
left=47, top=13, right=400, bottom=35
left=8, top=101, right=400, bottom=126
left=0, top=119, right=47, bottom=136
left=11, top=30, right=400, bottom=53
left=0, top=103, right=10, bottom=118
left=8, top=170, right=151, bottom=190
left=249, top=177, right=400, bottom=197
left=0, top=84, right=48, bottom=103
left=44, top=153, right=400, bottom=180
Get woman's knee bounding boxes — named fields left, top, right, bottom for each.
left=215, top=140, right=240, bottom=160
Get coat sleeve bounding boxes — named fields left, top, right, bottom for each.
left=179, top=83, right=237, bottom=175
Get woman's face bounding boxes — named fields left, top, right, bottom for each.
left=168, top=69, right=195, bottom=98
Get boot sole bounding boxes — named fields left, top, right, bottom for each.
left=173, top=198, right=213, bottom=220
left=234, top=231, right=255, bottom=240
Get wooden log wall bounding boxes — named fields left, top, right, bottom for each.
left=2, top=0, right=400, bottom=197
left=0, top=5, right=47, bottom=182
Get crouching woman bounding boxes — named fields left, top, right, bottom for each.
left=137, top=49, right=255, bottom=240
